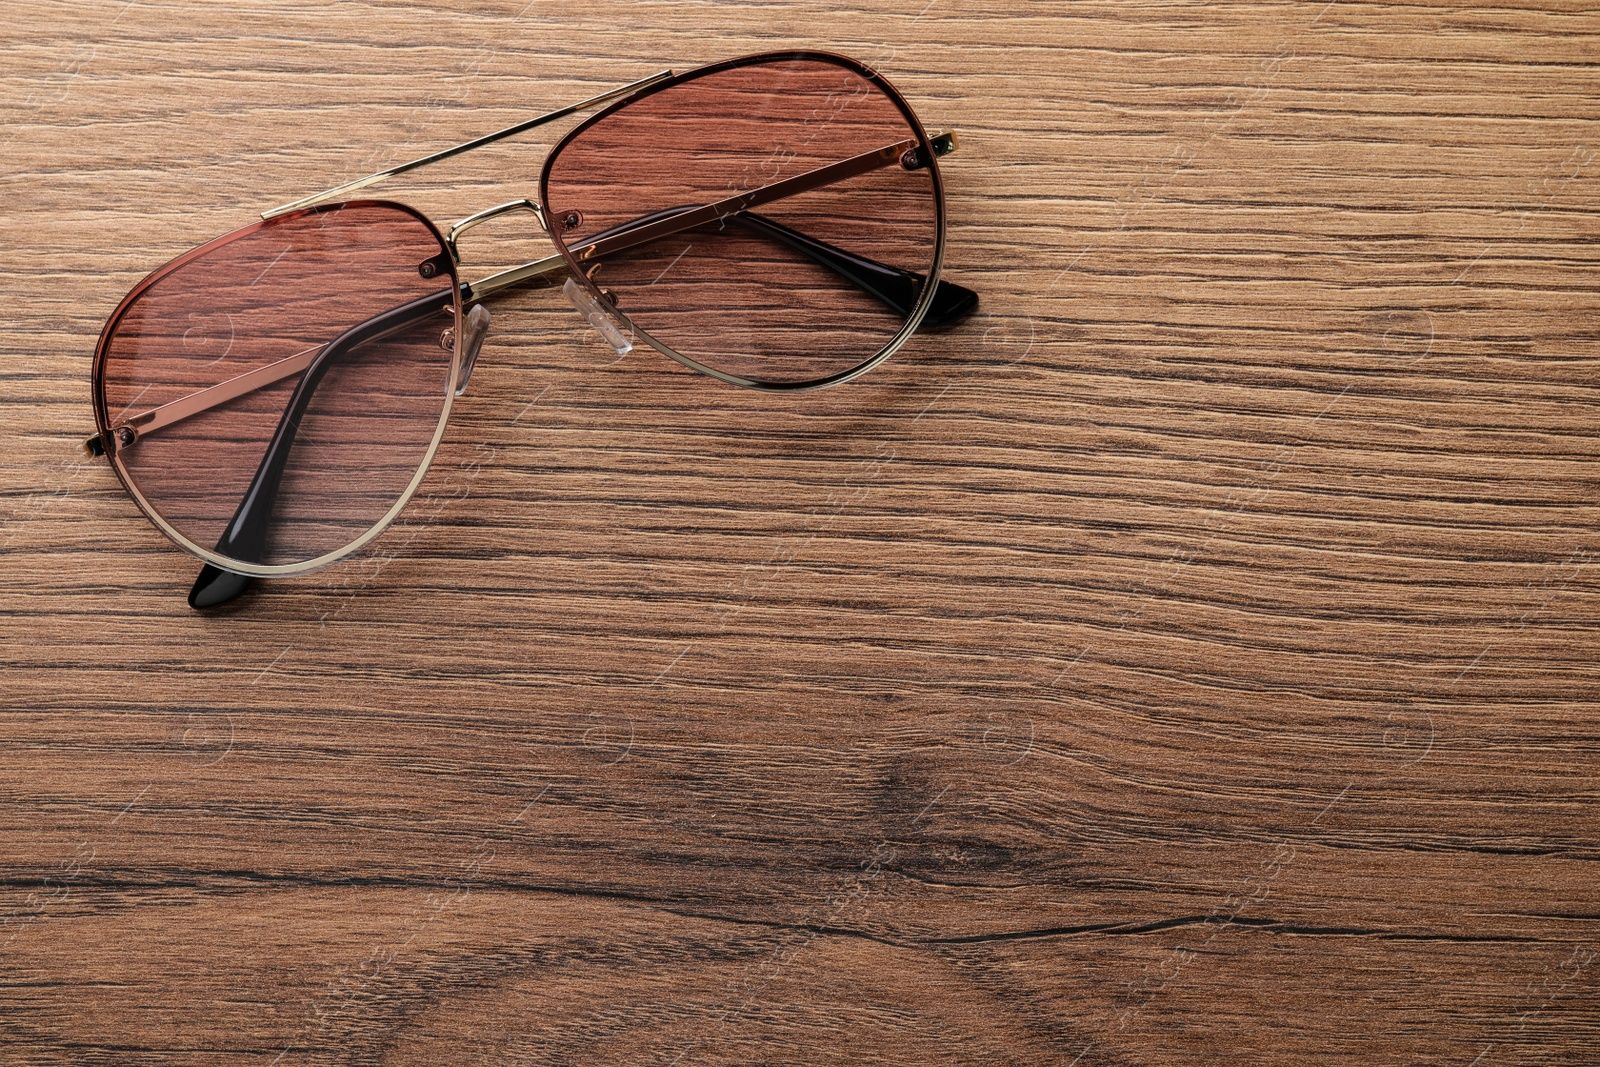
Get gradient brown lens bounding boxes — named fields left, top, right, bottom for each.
left=541, top=54, right=943, bottom=386
left=93, top=201, right=461, bottom=572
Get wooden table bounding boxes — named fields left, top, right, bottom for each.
left=3, top=2, right=1597, bottom=1063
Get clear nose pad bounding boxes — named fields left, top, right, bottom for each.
left=562, top=277, right=633, bottom=356
left=453, top=303, right=492, bottom=397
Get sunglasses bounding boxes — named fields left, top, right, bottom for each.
left=83, top=50, right=979, bottom=611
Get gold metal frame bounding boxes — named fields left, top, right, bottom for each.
left=446, top=199, right=546, bottom=257
left=87, top=51, right=966, bottom=592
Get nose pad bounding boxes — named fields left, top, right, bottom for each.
left=453, top=303, right=492, bottom=397
left=562, top=277, right=633, bottom=356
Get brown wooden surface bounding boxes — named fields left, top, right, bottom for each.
left=3, top=1, right=1599, bottom=1063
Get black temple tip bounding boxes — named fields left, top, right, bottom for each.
left=922, top=278, right=980, bottom=330
left=188, top=564, right=255, bottom=610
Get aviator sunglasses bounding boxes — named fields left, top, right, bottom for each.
left=84, top=51, right=980, bottom=610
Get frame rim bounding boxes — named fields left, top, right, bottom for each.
left=537, top=49, right=949, bottom=393
left=90, top=198, right=467, bottom=579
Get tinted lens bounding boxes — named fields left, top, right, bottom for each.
left=542, top=55, right=943, bottom=385
left=94, top=202, right=461, bottom=572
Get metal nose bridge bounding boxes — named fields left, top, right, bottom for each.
left=445, top=198, right=547, bottom=261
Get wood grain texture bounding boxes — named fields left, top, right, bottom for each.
left=2, top=1, right=1598, bottom=1063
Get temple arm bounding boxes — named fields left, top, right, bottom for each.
left=85, top=255, right=568, bottom=457
left=187, top=290, right=458, bottom=594
left=569, top=138, right=919, bottom=263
